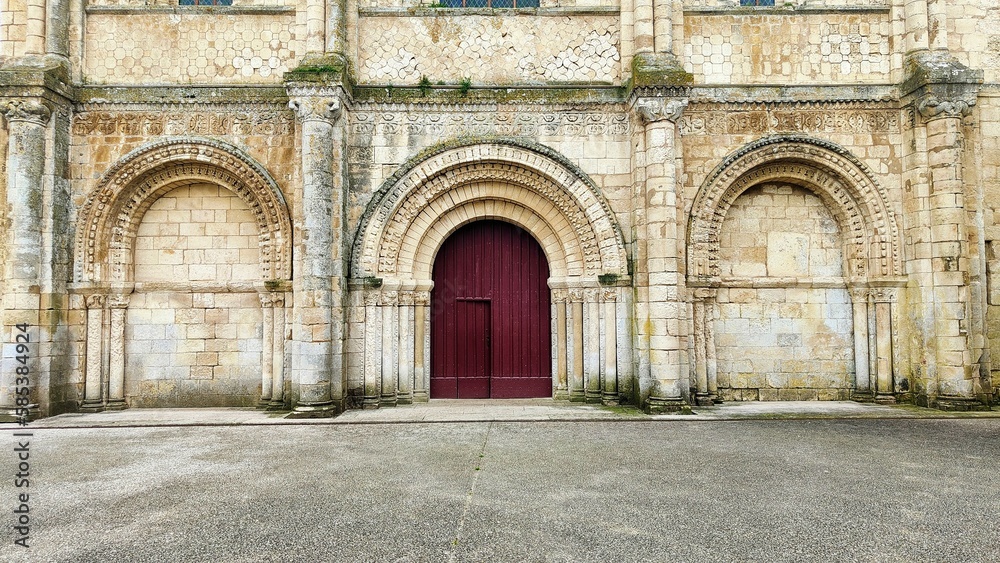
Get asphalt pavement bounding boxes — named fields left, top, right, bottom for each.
left=1, top=402, right=998, bottom=562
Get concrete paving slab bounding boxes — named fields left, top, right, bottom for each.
left=1, top=418, right=998, bottom=562
left=8, top=400, right=997, bottom=430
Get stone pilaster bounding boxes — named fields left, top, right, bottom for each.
left=635, top=97, right=690, bottom=414
left=0, top=100, right=50, bottom=421
left=287, top=94, right=345, bottom=417
left=691, top=288, right=716, bottom=407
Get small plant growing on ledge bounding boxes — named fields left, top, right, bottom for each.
left=419, top=75, right=432, bottom=96
left=459, top=77, right=472, bottom=96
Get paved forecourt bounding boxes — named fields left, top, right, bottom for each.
left=0, top=402, right=998, bottom=562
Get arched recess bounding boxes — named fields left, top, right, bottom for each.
left=350, top=139, right=631, bottom=407
left=74, top=138, right=292, bottom=412
left=686, top=136, right=904, bottom=404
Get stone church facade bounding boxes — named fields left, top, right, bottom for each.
left=1, top=0, right=997, bottom=418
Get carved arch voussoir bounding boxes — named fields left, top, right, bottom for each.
left=687, top=135, right=902, bottom=281
left=75, top=138, right=292, bottom=283
left=352, top=140, right=629, bottom=280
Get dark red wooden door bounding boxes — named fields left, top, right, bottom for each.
left=431, top=220, right=551, bottom=399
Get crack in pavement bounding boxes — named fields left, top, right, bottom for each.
left=447, top=421, right=493, bottom=561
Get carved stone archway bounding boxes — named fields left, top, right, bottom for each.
left=74, top=138, right=292, bottom=412
left=686, top=136, right=905, bottom=404
left=351, top=139, right=631, bottom=407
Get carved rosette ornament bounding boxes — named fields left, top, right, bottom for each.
left=2, top=99, right=52, bottom=125
left=916, top=94, right=976, bottom=121
left=288, top=97, right=343, bottom=124
left=636, top=98, right=688, bottom=124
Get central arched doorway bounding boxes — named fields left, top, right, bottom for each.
left=431, top=220, right=551, bottom=399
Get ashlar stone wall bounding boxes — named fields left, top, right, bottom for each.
left=682, top=11, right=893, bottom=84
left=355, top=14, right=621, bottom=85
left=80, top=10, right=304, bottom=84
left=713, top=184, right=855, bottom=401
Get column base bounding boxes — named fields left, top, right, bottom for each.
left=80, top=400, right=105, bottom=413
left=362, top=396, right=380, bottom=409
left=569, top=389, right=586, bottom=403
left=584, top=390, right=603, bottom=404
left=851, top=391, right=875, bottom=403
left=266, top=399, right=287, bottom=411
left=287, top=401, right=337, bottom=418
left=874, top=393, right=897, bottom=405
left=553, top=388, right=570, bottom=401
left=708, top=393, right=721, bottom=404
left=396, top=394, right=413, bottom=405
left=0, top=405, right=38, bottom=423
left=380, top=394, right=398, bottom=408
left=934, top=395, right=991, bottom=412
left=694, top=393, right=714, bottom=407
left=412, top=391, right=429, bottom=403
left=105, top=399, right=127, bottom=411
left=257, top=398, right=272, bottom=410
left=644, top=396, right=693, bottom=415
left=601, top=393, right=619, bottom=406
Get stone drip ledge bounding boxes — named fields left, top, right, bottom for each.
left=85, top=5, right=294, bottom=14
left=359, top=6, right=618, bottom=16
left=684, top=5, right=890, bottom=16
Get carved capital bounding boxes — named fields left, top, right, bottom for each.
left=692, top=288, right=717, bottom=301
left=870, top=287, right=898, bottom=303
left=636, top=98, right=688, bottom=124
left=288, top=97, right=342, bottom=123
left=108, top=294, right=131, bottom=309
left=259, top=292, right=285, bottom=308
left=916, top=94, right=975, bottom=121
left=2, top=99, right=52, bottom=126
left=85, top=294, right=107, bottom=309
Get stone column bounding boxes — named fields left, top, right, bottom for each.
left=871, top=288, right=897, bottom=403
left=691, top=288, right=716, bottom=406
left=397, top=289, right=414, bottom=404
left=601, top=287, right=619, bottom=405
left=0, top=100, right=50, bottom=419
left=917, top=94, right=982, bottom=408
left=552, top=288, right=569, bottom=400
left=270, top=293, right=287, bottom=409
left=106, top=292, right=130, bottom=410
left=925, top=0, right=948, bottom=51
left=902, top=0, right=930, bottom=55
left=652, top=0, right=672, bottom=55
left=413, top=288, right=431, bottom=402
left=380, top=288, right=399, bottom=407
left=849, top=287, right=873, bottom=399
left=306, top=0, right=326, bottom=53
left=635, top=97, right=689, bottom=413
left=81, top=294, right=106, bottom=412
left=584, top=288, right=602, bottom=403
left=259, top=292, right=275, bottom=407
left=362, top=288, right=382, bottom=408
left=327, top=0, right=347, bottom=55
left=25, top=0, right=45, bottom=55
left=634, top=0, right=654, bottom=55
left=568, top=288, right=585, bottom=401
left=287, top=95, right=344, bottom=417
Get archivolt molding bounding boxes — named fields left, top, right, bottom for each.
left=688, top=135, right=902, bottom=282
left=75, top=138, right=292, bottom=283
left=352, top=140, right=628, bottom=281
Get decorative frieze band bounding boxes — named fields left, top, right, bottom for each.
left=679, top=106, right=900, bottom=135
left=72, top=108, right=294, bottom=136
left=347, top=108, right=631, bottom=139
